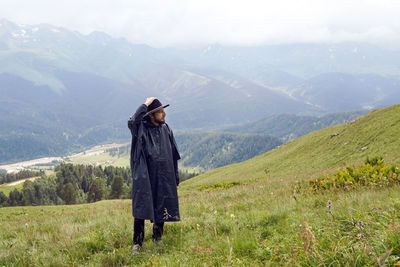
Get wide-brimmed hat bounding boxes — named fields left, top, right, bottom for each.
left=144, top=99, right=169, bottom=117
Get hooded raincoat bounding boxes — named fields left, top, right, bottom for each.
left=128, top=104, right=181, bottom=223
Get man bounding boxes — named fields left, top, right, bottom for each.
left=128, top=97, right=181, bottom=254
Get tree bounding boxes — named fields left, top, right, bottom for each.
left=87, top=178, right=105, bottom=203
left=122, top=184, right=132, bottom=199
left=0, top=191, right=8, bottom=207
left=62, top=183, right=77, bottom=204
left=35, top=176, right=60, bottom=205
left=22, top=180, right=36, bottom=205
left=110, top=176, right=123, bottom=199
left=8, top=189, right=23, bottom=206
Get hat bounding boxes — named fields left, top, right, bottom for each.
left=144, top=99, right=169, bottom=117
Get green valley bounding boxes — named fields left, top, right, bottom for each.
left=67, top=132, right=282, bottom=171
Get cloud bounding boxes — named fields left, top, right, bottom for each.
left=1, top=0, right=399, bottom=47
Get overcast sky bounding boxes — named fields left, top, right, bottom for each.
left=1, top=0, right=400, bottom=47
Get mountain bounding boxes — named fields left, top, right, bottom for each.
left=221, top=110, right=368, bottom=141
left=2, top=19, right=400, bottom=163
left=0, top=72, right=143, bottom=163
left=176, top=42, right=400, bottom=80
left=0, top=19, right=313, bottom=125
left=162, top=68, right=313, bottom=129
left=175, top=132, right=282, bottom=170
left=2, top=19, right=400, bottom=119
left=290, top=73, right=400, bottom=112
left=172, top=44, right=400, bottom=111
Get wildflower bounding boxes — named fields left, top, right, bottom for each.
left=358, top=221, right=363, bottom=231
left=230, top=214, right=235, bottom=218
left=327, top=200, right=332, bottom=215
left=358, top=220, right=365, bottom=239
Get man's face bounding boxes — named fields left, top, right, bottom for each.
left=152, top=108, right=166, bottom=124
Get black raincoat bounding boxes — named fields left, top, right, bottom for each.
left=128, top=104, right=181, bottom=223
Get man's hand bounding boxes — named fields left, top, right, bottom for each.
left=145, top=97, right=156, bottom=106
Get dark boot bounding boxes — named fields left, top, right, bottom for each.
left=152, top=222, right=164, bottom=243
left=133, top=218, right=145, bottom=247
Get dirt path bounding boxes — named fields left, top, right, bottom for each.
left=4, top=177, right=37, bottom=186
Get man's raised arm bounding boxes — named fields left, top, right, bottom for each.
left=128, top=97, right=156, bottom=130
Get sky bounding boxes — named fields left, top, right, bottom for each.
left=1, top=0, right=400, bottom=47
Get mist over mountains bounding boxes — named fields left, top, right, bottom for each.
left=1, top=18, right=400, bottom=164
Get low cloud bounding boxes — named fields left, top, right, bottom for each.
left=1, top=0, right=399, bottom=47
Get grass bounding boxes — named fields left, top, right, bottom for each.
left=2, top=180, right=400, bottom=265
left=1, top=104, right=400, bottom=265
left=0, top=177, right=38, bottom=196
left=68, top=153, right=130, bottom=168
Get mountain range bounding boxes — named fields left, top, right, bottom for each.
left=222, top=110, right=368, bottom=142
left=1, top=18, right=400, bottom=163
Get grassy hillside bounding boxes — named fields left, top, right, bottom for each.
left=1, top=104, right=400, bottom=266
left=187, top=104, right=400, bottom=188
left=0, top=177, right=40, bottom=197
left=0, top=181, right=24, bottom=196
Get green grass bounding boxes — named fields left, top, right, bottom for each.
left=69, top=153, right=130, bottom=168
left=1, top=104, right=400, bottom=266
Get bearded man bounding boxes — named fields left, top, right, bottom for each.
left=128, top=97, right=181, bottom=254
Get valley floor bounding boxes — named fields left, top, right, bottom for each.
left=0, top=142, right=129, bottom=173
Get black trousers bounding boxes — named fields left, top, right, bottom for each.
left=133, top=218, right=164, bottom=246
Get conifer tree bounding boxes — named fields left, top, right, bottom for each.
left=87, top=178, right=105, bottom=202
left=8, top=189, right=23, bottom=206
left=110, top=176, right=123, bottom=199
left=62, top=183, right=77, bottom=204
left=0, top=191, right=8, bottom=207
left=22, top=180, right=36, bottom=205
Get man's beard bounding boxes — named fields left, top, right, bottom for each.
left=155, top=118, right=165, bottom=124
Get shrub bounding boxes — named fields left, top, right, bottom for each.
left=308, top=156, right=400, bottom=192
left=198, top=181, right=242, bottom=191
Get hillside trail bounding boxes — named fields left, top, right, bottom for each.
left=3, top=177, right=37, bottom=186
